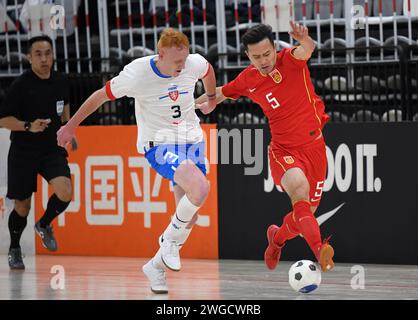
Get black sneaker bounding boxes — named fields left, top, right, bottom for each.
left=34, top=222, right=58, bottom=251
left=8, top=248, right=25, bottom=270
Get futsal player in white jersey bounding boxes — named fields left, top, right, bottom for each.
left=57, top=28, right=217, bottom=294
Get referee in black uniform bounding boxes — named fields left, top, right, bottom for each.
left=0, top=35, right=77, bottom=270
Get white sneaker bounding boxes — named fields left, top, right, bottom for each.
left=142, top=260, right=168, bottom=294
left=159, top=235, right=181, bottom=271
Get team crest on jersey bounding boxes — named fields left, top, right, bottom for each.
left=269, top=69, right=282, bottom=84
left=168, top=85, right=179, bottom=101
left=159, top=85, right=188, bottom=101
left=283, top=156, right=294, bottom=164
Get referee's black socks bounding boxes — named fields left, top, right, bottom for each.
left=9, top=210, right=28, bottom=250
left=39, top=194, right=70, bottom=228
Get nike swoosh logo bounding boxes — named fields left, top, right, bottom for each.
left=249, top=88, right=256, bottom=92
left=316, top=203, right=345, bottom=226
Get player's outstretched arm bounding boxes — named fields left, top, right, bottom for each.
left=196, top=87, right=226, bottom=105
left=57, top=87, right=110, bottom=148
left=288, top=21, right=316, bottom=60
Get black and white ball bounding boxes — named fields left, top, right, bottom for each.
left=288, top=260, right=321, bottom=293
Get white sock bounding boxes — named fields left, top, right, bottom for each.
left=163, top=195, right=200, bottom=242
left=176, top=194, right=200, bottom=222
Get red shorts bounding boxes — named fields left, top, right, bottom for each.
left=268, top=137, right=327, bottom=207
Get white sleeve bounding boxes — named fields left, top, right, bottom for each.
left=188, top=54, right=210, bottom=80
left=105, top=61, right=138, bottom=100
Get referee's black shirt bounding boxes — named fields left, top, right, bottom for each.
left=0, top=69, right=70, bottom=150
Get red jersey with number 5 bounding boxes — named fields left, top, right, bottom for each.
left=221, top=48, right=329, bottom=148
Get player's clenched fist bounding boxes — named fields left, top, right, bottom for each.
left=196, top=99, right=217, bottom=115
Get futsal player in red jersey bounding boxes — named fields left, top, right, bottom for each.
left=195, top=22, right=334, bottom=272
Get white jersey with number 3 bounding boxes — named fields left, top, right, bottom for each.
left=105, top=53, right=210, bottom=153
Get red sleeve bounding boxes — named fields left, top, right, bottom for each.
left=282, top=47, right=308, bottom=68
left=221, top=71, right=248, bottom=100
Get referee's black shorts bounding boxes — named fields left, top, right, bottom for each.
left=7, top=144, right=71, bottom=200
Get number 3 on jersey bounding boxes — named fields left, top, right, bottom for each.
left=171, top=105, right=181, bottom=118
left=266, top=92, right=280, bottom=109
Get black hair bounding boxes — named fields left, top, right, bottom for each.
left=28, top=35, right=53, bottom=52
left=242, top=24, right=275, bottom=50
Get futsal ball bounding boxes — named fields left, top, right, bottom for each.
left=288, top=260, right=321, bottom=293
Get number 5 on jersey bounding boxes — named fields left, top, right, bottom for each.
left=266, top=92, right=280, bottom=109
